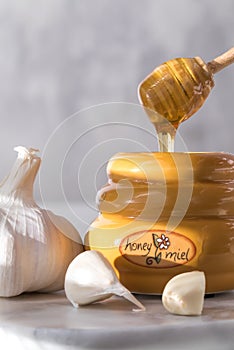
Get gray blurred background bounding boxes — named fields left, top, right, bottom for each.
left=0, top=0, right=233, bottom=233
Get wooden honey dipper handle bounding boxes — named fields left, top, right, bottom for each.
left=207, top=47, right=234, bottom=74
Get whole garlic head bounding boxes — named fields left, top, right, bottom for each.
left=0, top=146, right=83, bottom=297
left=65, top=250, right=145, bottom=311
left=162, top=271, right=206, bottom=316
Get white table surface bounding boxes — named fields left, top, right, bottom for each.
left=0, top=291, right=234, bottom=350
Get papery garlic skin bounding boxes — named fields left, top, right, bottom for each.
left=65, top=250, right=145, bottom=311
left=162, top=271, right=206, bottom=316
left=0, top=146, right=83, bottom=297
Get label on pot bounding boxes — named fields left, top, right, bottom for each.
left=119, top=230, right=196, bottom=268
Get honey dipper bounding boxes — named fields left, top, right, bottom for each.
left=138, top=47, right=234, bottom=151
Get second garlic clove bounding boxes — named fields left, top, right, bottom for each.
left=162, top=271, right=206, bottom=316
left=65, top=250, right=145, bottom=311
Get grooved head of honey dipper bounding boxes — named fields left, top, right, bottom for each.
left=138, top=57, right=215, bottom=128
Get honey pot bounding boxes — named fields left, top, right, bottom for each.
left=85, top=151, right=234, bottom=294
left=85, top=48, right=234, bottom=294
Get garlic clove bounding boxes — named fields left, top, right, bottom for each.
left=162, top=271, right=206, bottom=316
left=65, top=250, right=145, bottom=311
left=65, top=251, right=115, bottom=306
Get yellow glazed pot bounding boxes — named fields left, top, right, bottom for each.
left=85, top=152, right=234, bottom=294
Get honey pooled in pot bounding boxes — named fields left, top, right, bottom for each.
left=138, top=47, right=234, bottom=152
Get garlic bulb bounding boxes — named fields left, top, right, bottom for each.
left=0, top=146, right=83, bottom=297
left=162, top=271, right=206, bottom=316
left=65, top=250, right=145, bottom=311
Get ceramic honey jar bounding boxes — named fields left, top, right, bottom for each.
left=84, top=151, right=234, bottom=294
